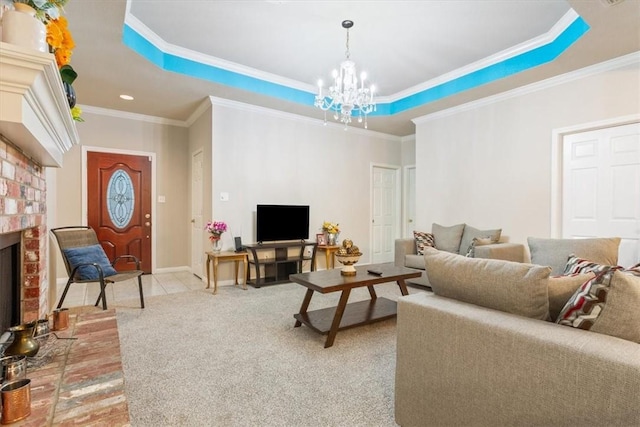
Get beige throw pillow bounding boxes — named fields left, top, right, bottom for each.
left=431, top=223, right=465, bottom=253
left=459, top=225, right=501, bottom=256
left=527, top=237, right=621, bottom=275
left=424, top=247, right=551, bottom=320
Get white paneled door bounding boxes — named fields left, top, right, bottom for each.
left=191, top=150, right=204, bottom=278
left=372, top=165, right=400, bottom=264
left=404, top=166, right=416, bottom=238
left=562, top=123, right=640, bottom=267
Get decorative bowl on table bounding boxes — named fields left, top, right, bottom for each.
left=335, top=238, right=362, bottom=276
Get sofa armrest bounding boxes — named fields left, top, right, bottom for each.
left=474, top=242, right=525, bottom=262
left=394, top=238, right=416, bottom=267
left=395, top=293, right=640, bottom=427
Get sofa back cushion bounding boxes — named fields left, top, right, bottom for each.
left=431, top=223, right=465, bottom=253
left=459, top=225, right=501, bottom=256
left=527, top=237, right=621, bottom=275
left=424, top=247, right=551, bottom=320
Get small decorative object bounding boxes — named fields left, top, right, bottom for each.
left=321, top=221, right=340, bottom=246
left=205, top=220, right=228, bottom=252
left=0, top=2, right=47, bottom=52
left=316, top=233, right=327, bottom=245
left=33, top=318, right=50, bottom=345
left=334, top=238, right=362, bottom=276
left=0, top=378, right=31, bottom=424
left=52, top=308, right=69, bottom=331
left=3, top=323, right=39, bottom=358
left=0, top=355, right=27, bottom=384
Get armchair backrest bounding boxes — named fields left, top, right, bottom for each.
left=51, top=226, right=101, bottom=277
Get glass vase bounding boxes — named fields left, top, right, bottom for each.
left=211, top=238, right=222, bottom=253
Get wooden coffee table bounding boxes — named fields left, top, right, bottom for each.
left=290, top=263, right=421, bottom=348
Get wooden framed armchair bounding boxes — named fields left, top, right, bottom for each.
left=51, top=226, right=145, bottom=310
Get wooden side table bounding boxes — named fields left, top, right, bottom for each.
left=206, top=251, right=249, bottom=294
left=316, top=245, right=340, bottom=269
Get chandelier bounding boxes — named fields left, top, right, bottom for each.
left=315, top=20, right=376, bottom=129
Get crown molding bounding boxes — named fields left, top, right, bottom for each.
left=79, top=105, right=188, bottom=127
left=412, top=51, right=640, bottom=125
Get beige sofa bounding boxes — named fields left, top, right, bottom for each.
left=395, top=223, right=525, bottom=287
left=395, top=239, right=640, bottom=427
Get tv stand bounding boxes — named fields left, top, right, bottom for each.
left=245, top=241, right=317, bottom=287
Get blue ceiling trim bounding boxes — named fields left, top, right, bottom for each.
left=122, top=15, right=589, bottom=117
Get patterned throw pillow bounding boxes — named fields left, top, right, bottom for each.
left=557, top=268, right=640, bottom=343
left=562, top=254, right=617, bottom=275
left=413, top=231, right=435, bottom=255
left=464, top=237, right=493, bottom=257
left=556, top=267, right=620, bottom=329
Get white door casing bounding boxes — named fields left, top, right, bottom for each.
left=371, top=165, right=401, bottom=264
left=404, top=166, right=416, bottom=238
left=562, top=122, right=640, bottom=267
left=191, top=150, right=204, bottom=278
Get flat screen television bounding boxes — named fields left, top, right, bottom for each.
left=256, top=204, right=309, bottom=242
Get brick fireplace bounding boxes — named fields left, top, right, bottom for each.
left=0, top=136, right=48, bottom=325
left=0, top=42, right=80, bottom=328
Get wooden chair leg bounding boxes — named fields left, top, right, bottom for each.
left=137, top=276, right=145, bottom=309
left=56, top=278, right=73, bottom=309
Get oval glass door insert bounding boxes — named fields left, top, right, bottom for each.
left=107, top=169, right=135, bottom=228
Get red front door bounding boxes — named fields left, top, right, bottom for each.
left=87, top=152, right=152, bottom=273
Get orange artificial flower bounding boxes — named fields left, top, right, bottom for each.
left=46, top=20, right=64, bottom=49
left=54, top=48, right=72, bottom=67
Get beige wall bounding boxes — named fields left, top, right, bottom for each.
left=52, top=112, right=190, bottom=279
left=209, top=101, right=403, bottom=267
left=413, top=57, right=640, bottom=247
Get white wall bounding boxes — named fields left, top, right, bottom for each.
left=413, top=55, right=640, bottom=249
left=207, top=101, right=403, bottom=267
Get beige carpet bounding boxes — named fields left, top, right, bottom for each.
left=116, top=280, right=420, bottom=426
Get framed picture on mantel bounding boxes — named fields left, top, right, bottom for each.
left=316, top=233, right=327, bottom=245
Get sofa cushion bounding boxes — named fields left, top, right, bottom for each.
left=548, top=272, right=595, bottom=321
left=432, top=223, right=465, bottom=253
left=557, top=269, right=640, bottom=344
left=464, top=237, right=493, bottom=257
left=424, top=247, right=551, bottom=320
left=413, top=231, right=435, bottom=255
left=405, top=254, right=426, bottom=270
left=459, top=225, right=501, bottom=256
left=562, top=254, right=618, bottom=275
left=527, top=237, right=621, bottom=275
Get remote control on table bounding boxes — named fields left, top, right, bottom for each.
left=367, top=269, right=383, bottom=276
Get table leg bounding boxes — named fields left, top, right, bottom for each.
left=397, top=279, right=409, bottom=296
left=234, top=260, right=239, bottom=286
left=367, top=285, right=378, bottom=300
left=325, top=251, right=331, bottom=269
left=242, top=256, right=248, bottom=290
left=213, top=257, right=219, bottom=295
left=325, top=288, right=351, bottom=348
left=294, top=289, right=314, bottom=327
left=205, top=254, right=211, bottom=289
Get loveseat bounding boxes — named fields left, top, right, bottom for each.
left=395, top=238, right=640, bottom=426
left=395, top=223, right=525, bottom=287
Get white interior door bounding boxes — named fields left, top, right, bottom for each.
left=191, top=150, right=204, bottom=278
left=404, top=166, right=416, bottom=238
left=372, top=166, right=400, bottom=264
left=563, top=123, right=640, bottom=267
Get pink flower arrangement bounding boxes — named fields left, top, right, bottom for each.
left=205, top=221, right=228, bottom=241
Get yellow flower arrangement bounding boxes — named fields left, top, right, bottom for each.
left=47, top=16, right=74, bottom=67
left=322, top=222, right=340, bottom=234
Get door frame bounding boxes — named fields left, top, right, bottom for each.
left=403, top=165, right=416, bottom=238
left=370, top=163, right=402, bottom=262
left=550, top=114, right=640, bottom=238
left=81, top=146, right=158, bottom=273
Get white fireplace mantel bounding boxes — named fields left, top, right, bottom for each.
left=0, top=42, right=79, bottom=167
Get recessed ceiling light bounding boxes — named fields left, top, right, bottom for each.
left=119, top=94, right=134, bottom=101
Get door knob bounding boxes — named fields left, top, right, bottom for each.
left=191, top=219, right=195, bottom=223
left=145, top=213, right=151, bottom=219
left=145, top=222, right=151, bottom=227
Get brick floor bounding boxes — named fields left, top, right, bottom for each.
left=5, top=309, right=130, bottom=426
